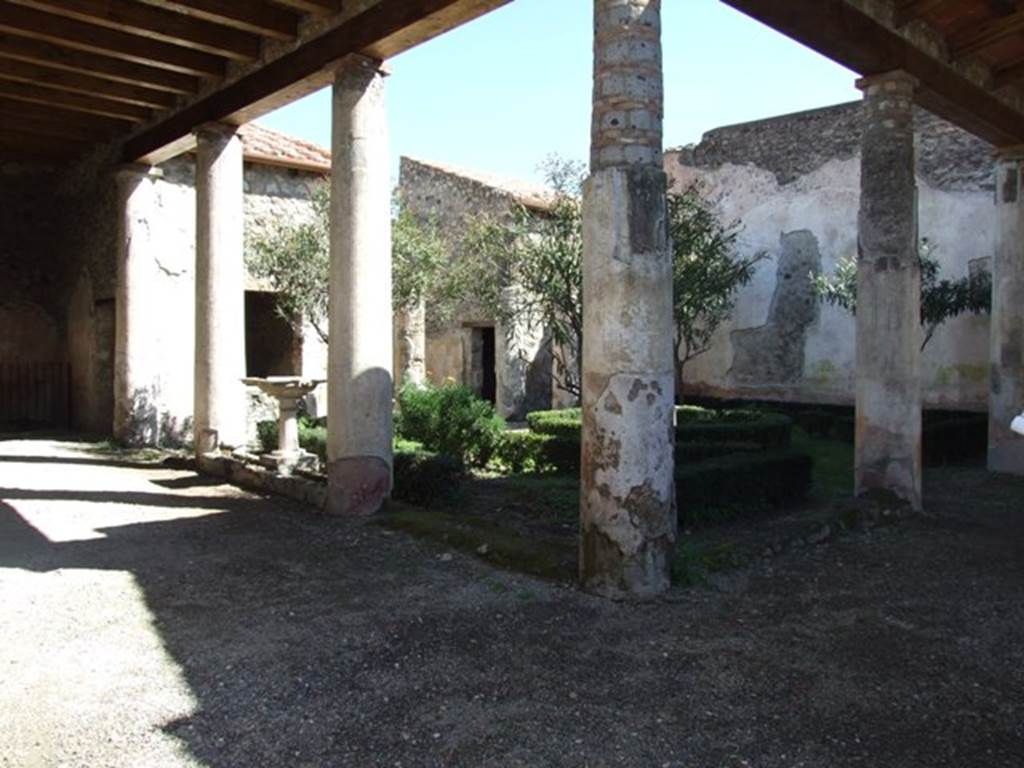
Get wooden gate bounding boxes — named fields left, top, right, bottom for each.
left=0, top=362, right=70, bottom=428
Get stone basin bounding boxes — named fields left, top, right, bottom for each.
left=242, top=377, right=326, bottom=475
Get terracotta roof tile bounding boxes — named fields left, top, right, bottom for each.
left=240, top=123, right=330, bottom=173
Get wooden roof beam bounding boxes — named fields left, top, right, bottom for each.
left=893, top=0, right=956, bottom=28
left=950, top=10, right=1024, bottom=62
left=0, top=79, right=152, bottom=121
left=721, top=0, right=1024, bottom=146
left=0, top=56, right=179, bottom=108
left=0, top=4, right=226, bottom=76
left=0, top=107, right=117, bottom=142
left=7, top=0, right=262, bottom=61
left=123, top=0, right=508, bottom=162
left=269, top=0, right=342, bottom=16
left=0, top=33, right=199, bottom=93
left=0, top=94, right=135, bottom=134
left=139, top=0, right=299, bottom=40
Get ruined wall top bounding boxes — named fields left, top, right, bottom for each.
left=671, top=101, right=993, bottom=191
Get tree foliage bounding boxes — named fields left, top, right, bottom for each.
left=668, top=183, right=766, bottom=394
left=247, top=186, right=331, bottom=344
left=466, top=161, right=758, bottom=402
left=461, top=156, right=585, bottom=399
left=814, top=238, right=991, bottom=349
left=246, top=186, right=456, bottom=345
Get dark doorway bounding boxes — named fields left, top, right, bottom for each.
left=467, top=325, right=497, bottom=405
left=480, top=326, right=496, bottom=405
left=245, top=292, right=302, bottom=377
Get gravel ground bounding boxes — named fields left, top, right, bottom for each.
left=1, top=436, right=1022, bottom=768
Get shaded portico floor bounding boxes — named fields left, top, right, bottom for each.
left=1, top=436, right=1022, bottom=767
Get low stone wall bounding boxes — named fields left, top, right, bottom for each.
left=198, top=452, right=327, bottom=509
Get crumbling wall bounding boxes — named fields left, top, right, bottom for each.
left=667, top=102, right=993, bottom=410
left=399, top=157, right=553, bottom=418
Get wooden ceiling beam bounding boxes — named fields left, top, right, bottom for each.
left=139, top=0, right=298, bottom=40
left=7, top=0, right=262, bottom=61
left=0, top=56, right=178, bottom=108
left=0, top=78, right=152, bottom=121
left=721, top=0, right=1024, bottom=146
left=893, top=0, right=955, bottom=28
left=269, top=0, right=341, bottom=16
left=0, top=131, right=82, bottom=159
left=950, top=9, right=1024, bottom=62
left=0, top=33, right=199, bottom=93
left=0, top=125, right=91, bottom=149
left=0, top=107, right=116, bottom=142
left=0, top=4, right=226, bottom=76
left=123, top=0, right=481, bottom=161
left=0, top=94, right=132, bottom=133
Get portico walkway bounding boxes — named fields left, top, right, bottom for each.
left=1, top=436, right=1021, bottom=767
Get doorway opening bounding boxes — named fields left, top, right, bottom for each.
left=467, top=325, right=497, bottom=405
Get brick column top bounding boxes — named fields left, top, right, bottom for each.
left=590, top=0, right=663, bottom=171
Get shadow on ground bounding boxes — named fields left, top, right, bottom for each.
left=1, top=437, right=1023, bottom=767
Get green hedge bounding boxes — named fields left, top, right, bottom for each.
left=492, top=431, right=580, bottom=475
left=393, top=441, right=464, bottom=505
left=676, top=407, right=792, bottom=449
left=526, top=408, right=582, bottom=440
left=396, top=382, right=504, bottom=467
left=525, top=406, right=793, bottom=452
left=676, top=450, right=813, bottom=526
left=676, top=441, right=762, bottom=463
left=256, top=418, right=327, bottom=462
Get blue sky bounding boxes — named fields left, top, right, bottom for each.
left=257, top=0, right=859, bottom=186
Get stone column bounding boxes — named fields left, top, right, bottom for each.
left=394, top=299, right=426, bottom=387
left=854, top=72, right=923, bottom=509
left=113, top=164, right=163, bottom=446
left=580, top=0, right=676, bottom=599
left=326, top=55, right=393, bottom=516
left=193, top=123, right=247, bottom=455
left=988, top=149, right=1024, bottom=475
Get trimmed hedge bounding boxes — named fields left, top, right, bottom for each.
left=676, top=441, right=762, bottom=463
left=525, top=406, right=793, bottom=452
left=677, top=450, right=813, bottom=526
left=526, top=408, right=582, bottom=440
left=676, top=407, right=792, bottom=449
left=923, top=414, right=988, bottom=465
left=493, top=431, right=581, bottom=475
left=393, top=442, right=464, bottom=505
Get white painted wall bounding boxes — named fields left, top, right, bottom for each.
left=667, top=154, right=992, bottom=411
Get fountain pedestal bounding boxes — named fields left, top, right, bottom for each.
left=242, top=377, right=326, bottom=475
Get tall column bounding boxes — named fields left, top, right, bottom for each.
left=394, top=299, right=426, bottom=388
left=580, top=0, right=676, bottom=599
left=988, top=149, right=1024, bottom=475
left=326, top=55, right=393, bottom=516
left=854, top=72, right=923, bottom=509
left=193, top=123, right=247, bottom=455
left=113, top=164, right=163, bottom=446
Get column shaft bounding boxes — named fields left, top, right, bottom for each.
left=326, top=55, right=394, bottom=516
left=113, top=164, right=163, bottom=446
left=989, top=151, right=1024, bottom=475
left=581, top=0, right=675, bottom=599
left=854, top=72, right=923, bottom=509
left=194, top=124, right=247, bottom=454
left=395, top=299, right=426, bottom=387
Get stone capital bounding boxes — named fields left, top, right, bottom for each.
left=113, top=163, right=162, bottom=182
left=333, top=53, right=390, bottom=81
left=193, top=122, right=240, bottom=144
left=855, top=70, right=919, bottom=94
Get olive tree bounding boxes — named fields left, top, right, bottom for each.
left=814, top=238, right=991, bottom=349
